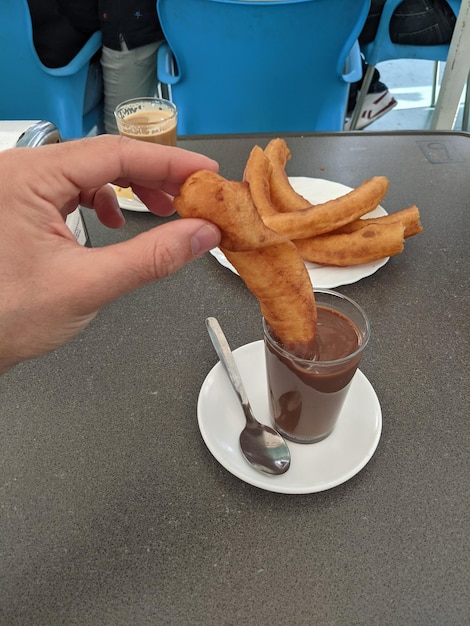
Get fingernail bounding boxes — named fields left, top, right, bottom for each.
left=191, top=224, right=221, bottom=257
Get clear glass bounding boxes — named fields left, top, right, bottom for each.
left=263, top=289, right=370, bottom=444
left=114, top=97, right=178, bottom=146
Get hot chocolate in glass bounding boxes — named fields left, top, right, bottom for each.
left=263, top=289, right=370, bottom=444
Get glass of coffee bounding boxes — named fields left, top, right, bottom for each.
left=263, top=289, right=370, bottom=444
left=114, top=97, right=177, bottom=146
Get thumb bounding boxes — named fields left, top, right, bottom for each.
left=74, top=218, right=221, bottom=310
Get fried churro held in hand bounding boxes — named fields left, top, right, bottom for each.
left=174, top=170, right=317, bottom=359
left=174, top=170, right=280, bottom=251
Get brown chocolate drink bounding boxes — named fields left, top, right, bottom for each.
left=264, top=290, right=370, bottom=444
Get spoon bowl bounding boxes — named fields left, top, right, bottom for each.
left=206, top=317, right=291, bottom=475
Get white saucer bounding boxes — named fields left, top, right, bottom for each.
left=198, top=340, right=382, bottom=494
left=111, top=184, right=149, bottom=212
left=210, top=177, right=389, bottom=289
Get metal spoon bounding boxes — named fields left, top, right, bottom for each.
left=205, top=317, right=291, bottom=475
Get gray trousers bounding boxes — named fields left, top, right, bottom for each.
left=101, top=38, right=160, bottom=134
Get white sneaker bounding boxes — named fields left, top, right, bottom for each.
left=345, top=90, right=398, bottom=130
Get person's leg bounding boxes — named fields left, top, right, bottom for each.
left=359, top=0, right=387, bottom=45
left=83, top=53, right=103, bottom=116
left=350, top=0, right=456, bottom=129
left=101, top=38, right=160, bottom=134
left=390, top=0, right=456, bottom=45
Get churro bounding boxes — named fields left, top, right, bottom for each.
left=174, top=170, right=317, bottom=358
left=243, top=146, right=278, bottom=219
left=331, top=205, right=423, bottom=239
left=294, top=222, right=405, bottom=266
left=263, top=176, right=390, bottom=239
left=175, top=140, right=423, bottom=352
left=263, top=138, right=312, bottom=212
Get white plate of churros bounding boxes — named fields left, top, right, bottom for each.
left=210, top=177, right=389, bottom=289
left=198, top=340, right=382, bottom=494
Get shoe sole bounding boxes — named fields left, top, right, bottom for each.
left=355, top=93, right=398, bottom=130
left=345, top=93, right=398, bottom=130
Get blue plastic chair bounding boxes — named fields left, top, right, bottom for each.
left=349, top=0, right=461, bottom=129
left=0, top=0, right=103, bottom=139
left=156, top=0, right=371, bottom=134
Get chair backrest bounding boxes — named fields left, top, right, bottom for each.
left=0, top=0, right=102, bottom=139
left=362, top=0, right=461, bottom=66
left=156, top=0, right=371, bottom=134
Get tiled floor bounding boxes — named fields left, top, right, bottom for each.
left=359, top=58, right=467, bottom=131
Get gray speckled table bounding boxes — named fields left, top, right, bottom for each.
left=1, top=132, right=469, bottom=626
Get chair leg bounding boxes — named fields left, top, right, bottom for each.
left=348, top=64, right=376, bottom=130
left=158, top=81, right=171, bottom=100
left=462, top=71, right=470, bottom=131
left=431, top=0, right=470, bottom=130
left=431, top=61, right=440, bottom=106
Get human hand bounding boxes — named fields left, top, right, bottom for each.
left=0, top=135, right=221, bottom=374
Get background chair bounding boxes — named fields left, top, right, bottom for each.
left=349, top=0, right=463, bottom=130
left=0, top=0, right=103, bottom=140
left=156, top=0, right=371, bottom=135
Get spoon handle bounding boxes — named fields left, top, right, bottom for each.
left=205, top=317, right=250, bottom=407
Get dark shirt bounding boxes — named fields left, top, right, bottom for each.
left=28, top=0, right=163, bottom=67
left=27, top=0, right=100, bottom=68
left=98, top=1, right=164, bottom=50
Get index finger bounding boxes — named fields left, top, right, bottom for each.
left=46, top=134, right=219, bottom=198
